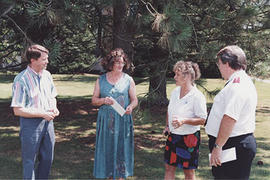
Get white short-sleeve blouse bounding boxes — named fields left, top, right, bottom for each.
left=168, top=86, right=207, bottom=135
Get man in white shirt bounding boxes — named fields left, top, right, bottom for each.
left=205, top=45, right=257, bottom=179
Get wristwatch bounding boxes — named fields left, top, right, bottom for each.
left=214, top=143, right=221, bottom=149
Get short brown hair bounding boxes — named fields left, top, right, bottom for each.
left=25, top=44, right=49, bottom=64
left=217, top=45, right=247, bottom=70
left=101, top=48, right=131, bottom=72
left=173, top=61, right=201, bottom=83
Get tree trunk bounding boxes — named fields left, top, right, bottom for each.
left=112, top=0, right=133, bottom=60
left=147, top=45, right=169, bottom=107
left=148, top=73, right=168, bottom=107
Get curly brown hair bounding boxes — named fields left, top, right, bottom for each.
left=101, top=48, right=131, bottom=72
left=173, top=61, right=201, bottom=83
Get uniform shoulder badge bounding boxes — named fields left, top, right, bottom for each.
left=233, top=77, right=240, bottom=83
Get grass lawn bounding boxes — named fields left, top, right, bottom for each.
left=0, top=72, right=269, bottom=179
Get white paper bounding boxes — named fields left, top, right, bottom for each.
left=209, top=147, right=237, bottom=165
left=110, top=97, right=126, bottom=116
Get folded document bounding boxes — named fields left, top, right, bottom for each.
left=110, top=97, right=126, bottom=116
left=209, top=147, right=236, bottom=165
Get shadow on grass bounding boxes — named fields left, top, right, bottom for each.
left=256, top=106, right=270, bottom=115
left=256, top=137, right=270, bottom=151
left=1, top=98, right=269, bottom=179
left=0, top=123, right=21, bottom=179
left=251, top=137, right=270, bottom=180
left=0, top=98, right=12, bottom=103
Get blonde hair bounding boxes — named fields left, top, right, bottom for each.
left=173, top=61, right=201, bottom=82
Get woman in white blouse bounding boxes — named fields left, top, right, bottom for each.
left=164, top=61, right=207, bottom=180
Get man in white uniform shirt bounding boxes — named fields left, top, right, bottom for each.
left=205, top=45, right=257, bottom=179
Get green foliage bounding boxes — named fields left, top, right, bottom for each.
left=25, top=1, right=58, bottom=28
left=157, top=3, right=192, bottom=53
left=0, top=0, right=101, bottom=73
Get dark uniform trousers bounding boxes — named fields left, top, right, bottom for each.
left=208, top=133, right=256, bottom=180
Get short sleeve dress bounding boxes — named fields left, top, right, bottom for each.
left=93, top=73, right=134, bottom=179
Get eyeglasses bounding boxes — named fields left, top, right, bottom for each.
left=114, top=61, right=126, bottom=65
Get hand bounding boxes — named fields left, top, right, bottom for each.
left=210, top=147, right=222, bottom=167
left=52, top=108, right=60, bottom=117
left=43, top=111, right=56, bottom=121
left=47, top=108, right=60, bottom=117
left=163, top=126, right=170, bottom=136
left=171, top=115, right=184, bottom=129
left=104, top=97, right=114, bottom=105
left=125, top=105, right=133, bottom=114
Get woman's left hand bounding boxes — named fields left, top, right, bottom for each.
left=125, top=105, right=133, bottom=114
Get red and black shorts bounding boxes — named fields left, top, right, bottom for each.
left=164, top=131, right=200, bottom=169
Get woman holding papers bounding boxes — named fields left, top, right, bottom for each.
left=164, top=61, right=207, bottom=180
left=92, top=48, right=138, bottom=179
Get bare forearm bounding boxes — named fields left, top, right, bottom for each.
left=92, top=97, right=105, bottom=106
left=13, top=107, right=45, bottom=119
left=215, top=115, right=236, bottom=147
left=183, top=117, right=205, bottom=126
left=129, top=98, right=138, bottom=109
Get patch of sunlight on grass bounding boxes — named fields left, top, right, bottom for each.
left=0, top=132, right=19, bottom=137
left=136, top=81, right=149, bottom=97
left=136, top=146, right=161, bottom=153
left=255, top=117, right=270, bottom=137
left=0, top=126, right=20, bottom=131
left=0, top=83, right=12, bottom=99
left=134, top=129, right=148, bottom=134
left=55, top=81, right=93, bottom=97
left=134, top=124, right=153, bottom=129
left=64, top=126, right=80, bottom=130
left=80, top=129, right=96, bottom=136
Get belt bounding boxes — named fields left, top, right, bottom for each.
left=209, top=133, right=253, bottom=144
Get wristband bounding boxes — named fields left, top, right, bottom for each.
left=214, top=143, right=221, bottom=149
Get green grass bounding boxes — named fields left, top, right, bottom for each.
left=0, top=72, right=269, bottom=179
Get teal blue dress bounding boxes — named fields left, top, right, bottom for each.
left=93, top=73, right=134, bottom=179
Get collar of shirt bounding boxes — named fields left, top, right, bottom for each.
left=27, top=66, right=44, bottom=78
left=226, top=70, right=245, bottom=85
left=177, top=86, right=196, bottom=100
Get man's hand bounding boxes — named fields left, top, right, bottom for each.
left=52, top=108, right=60, bottom=117
left=43, top=111, right=56, bottom=121
left=210, top=147, right=222, bottom=167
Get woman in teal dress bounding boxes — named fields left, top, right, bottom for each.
left=92, top=48, right=138, bottom=179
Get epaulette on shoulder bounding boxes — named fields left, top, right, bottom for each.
left=233, top=77, right=240, bottom=83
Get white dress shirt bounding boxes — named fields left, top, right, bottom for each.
left=205, top=70, right=257, bottom=137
